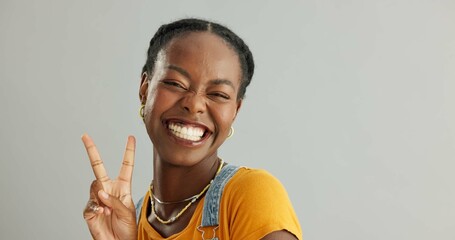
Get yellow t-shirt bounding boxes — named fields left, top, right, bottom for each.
left=137, top=168, right=302, bottom=240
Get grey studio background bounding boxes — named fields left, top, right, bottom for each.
left=1, top=0, right=454, bottom=239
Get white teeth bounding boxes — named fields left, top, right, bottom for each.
left=168, top=122, right=205, bottom=141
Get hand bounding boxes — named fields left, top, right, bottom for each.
left=82, top=134, right=138, bottom=240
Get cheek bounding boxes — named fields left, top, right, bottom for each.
left=212, top=104, right=237, bottom=129
left=146, top=88, right=178, bottom=119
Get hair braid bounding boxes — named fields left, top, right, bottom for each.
left=142, top=18, right=254, bottom=100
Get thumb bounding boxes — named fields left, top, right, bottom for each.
left=97, top=190, right=136, bottom=221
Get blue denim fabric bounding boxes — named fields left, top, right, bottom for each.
left=135, top=196, right=144, bottom=224
left=135, top=164, right=240, bottom=239
left=201, top=164, right=240, bottom=227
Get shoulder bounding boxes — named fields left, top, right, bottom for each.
left=226, top=167, right=288, bottom=199
left=220, top=167, right=302, bottom=240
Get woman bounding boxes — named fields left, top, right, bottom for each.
left=82, top=18, right=302, bottom=240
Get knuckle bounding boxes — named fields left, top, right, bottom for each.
left=122, top=161, right=134, bottom=166
left=85, top=144, right=96, bottom=150
left=90, top=180, right=103, bottom=192
left=125, top=147, right=135, bottom=152
left=91, top=159, right=103, bottom=167
left=118, top=176, right=129, bottom=182
left=90, top=180, right=98, bottom=188
left=99, top=176, right=109, bottom=182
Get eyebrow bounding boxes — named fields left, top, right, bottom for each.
left=166, top=65, right=191, bottom=79
left=209, top=79, right=235, bottom=90
left=166, top=64, right=235, bottom=90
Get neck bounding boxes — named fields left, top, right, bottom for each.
left=152, top=150, right=220, bottom=203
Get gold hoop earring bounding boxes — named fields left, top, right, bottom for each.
left=227, top=126, right=234, bottom=139
left=139, top=104, right=145, bottom=122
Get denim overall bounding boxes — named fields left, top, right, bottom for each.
left=135, top=164, right=240, bottom=240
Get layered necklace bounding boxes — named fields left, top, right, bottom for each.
left=149, top=159, right=224, bottom=224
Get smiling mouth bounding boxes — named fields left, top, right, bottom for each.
left=166, top=121, right=210, bottom=142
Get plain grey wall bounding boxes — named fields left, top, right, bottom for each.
left=1, top=0, right=454, bottom=239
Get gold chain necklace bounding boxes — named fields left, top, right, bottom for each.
left=149, top=159, right=224, bottom=224
left=152, top=191, right=199, bottom=205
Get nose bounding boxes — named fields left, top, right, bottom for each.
left=181, top=92, right=206, bottom=114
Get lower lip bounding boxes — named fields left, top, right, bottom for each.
left=164, top=125, right=210, bottom=147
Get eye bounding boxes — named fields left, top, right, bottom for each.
left=208, top=92, right=231, bottom=100
left=161, top=80, right=187, bottom=90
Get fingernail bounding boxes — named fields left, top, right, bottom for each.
left=100, top=190, right=109, bottom=199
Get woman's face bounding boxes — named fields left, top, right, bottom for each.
left=139, top=32, right=243, bottom=166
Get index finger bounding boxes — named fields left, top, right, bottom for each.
left=118, top=135, right=136, bottom=183
left=81, top=133, right=110, bottom=182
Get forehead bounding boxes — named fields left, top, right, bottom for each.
left=162, top=32, right=242, bottom=85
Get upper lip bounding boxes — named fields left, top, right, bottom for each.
left=163, top=117, right=212, bottom=133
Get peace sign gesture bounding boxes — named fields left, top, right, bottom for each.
left=82, top=134, right=138, bottom=240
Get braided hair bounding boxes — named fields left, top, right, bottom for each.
left=142, top=18, right=254, bottom=100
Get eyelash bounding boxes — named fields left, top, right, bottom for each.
left=161, top=80, right=231, bottom=100
left=210, top=92, right=230, bottom=100
left=162, top=80, right=187, bottom=90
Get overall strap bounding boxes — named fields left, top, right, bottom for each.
left=135, top=196, right=144, bottom=224
left=135, top=164, right=241, bottom=227
left=201, top=164, right=240, bottom=227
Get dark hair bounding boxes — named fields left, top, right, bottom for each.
left=142, top=18, right=254, bottom=100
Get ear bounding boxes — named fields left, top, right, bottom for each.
left=233, top=99, right=243, bottom=120
left=139, top=72, right=149, bottom=104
